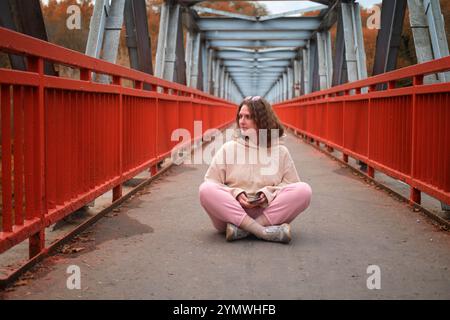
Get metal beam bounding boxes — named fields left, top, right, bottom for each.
left=372, top=0, right=407, bottom=76
left=316, top=30, right=332, bottom=89
left=216, top=50, right=297, bottom=59
left=155, top=2, right=186, bottom=84
left=124, top=0, right=153, bottom=81
left=341, top=2, right=367, bottom=83
left=208, top=39, right=307, bottom=48
left=293, top=58, right=301, bottom=97
left=332, top=7, right=347, bottom=86
left=311, top=39, right=320, bottom=92
left=204, top=30, right=312, bottom=41
left=227, top=67, right=286, bottom=72
left=197, top=17, right=321, bottom=31
left=86, top=0, right=126, bottom=83
left=223, top=60, right=290, bottom=67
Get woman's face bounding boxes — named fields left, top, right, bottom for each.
left=238, top=104, right=257, bottom=134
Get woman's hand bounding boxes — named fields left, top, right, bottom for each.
left=237, top=193, right=267, bottom=209
left=255, top=193, right=268, bottom=207
left=237, top=193, right=258, bottom=209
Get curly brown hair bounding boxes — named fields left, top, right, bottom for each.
left=236, top=96, right=285, bottom=147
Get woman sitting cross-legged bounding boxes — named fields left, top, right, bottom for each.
left=199, top=96, right=312, bottom=244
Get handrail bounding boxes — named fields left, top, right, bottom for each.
left=0, top=27, right=236, bottom=257
left=274, top=56, right=450, bottom=207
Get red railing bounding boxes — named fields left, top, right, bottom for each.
left=274, top=56, right=450, bottom=207
left=0, top=27, right=236, bottom=257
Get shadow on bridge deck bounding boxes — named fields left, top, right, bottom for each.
left=2, top=130, right=450, bottom=299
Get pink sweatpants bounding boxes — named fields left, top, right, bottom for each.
left=199, top=181, right=312, bottom=232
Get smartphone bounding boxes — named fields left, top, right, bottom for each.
left=247, top=195, right=262, bottom=204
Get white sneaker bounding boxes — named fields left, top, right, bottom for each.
left=263, top=223, right=291, bottom=244
left=226, top=223, right=250, bottom=241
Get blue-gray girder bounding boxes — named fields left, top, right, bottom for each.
left=216, top=50, right=297, bottom=60
left=204, top=30, right=312, bottom=40
left=230, top=72, right=283, bottom=76
left=233, top=78, right=280, bottom=82
left=208, top=40, right=307, bottom=48
left=196, top=17, right=321, bottom=31
left=232, top=76, right=280, bottom=80
left=224, top=60, right=291, bottom=67
left=227, top=67, right=286, bottom=72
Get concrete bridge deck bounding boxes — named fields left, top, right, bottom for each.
left=2, top=132, right=450, bottom=300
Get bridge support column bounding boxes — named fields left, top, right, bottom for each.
left=341, top=2, right=368, bottom=84
left=317, top=30, right=333, bottom=90
left=287, top=67, right=294, bottom=100
left=332, top=6, right=347, bottom=87
left=155, top=1, right=186, bottom=84
left=408, top=0, right=450, bottom=83
left=372, top=0, right=407, bottom=78
left=86, top=0, right=126, bottom=83
left=213, top=59, right=220, bottom=96
left=206, top=49, right=214, bottom=94
left=186, top=30, right=202, bottom=89
left=293, top=59, right=301, bottom=97
left=219, top=67, right=225, bottom=99
left=302, top=45, right=311, bottom=94
left=310, top=39, right=319, bottom=92
left=224, top=73, right=229, bottom=100
left=200, top=43, right=209, bottom=92
left=124, top=0, right=154, bottom=87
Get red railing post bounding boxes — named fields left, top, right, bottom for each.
left=1, top=84, right=12, bottom=232
left=27, top=56, right=46, bottom=258
left=113, top=75, right=123, bottom=202
left=367, top=166, right=375, bottom=178
left=343, top=154, right=349, bottom=163
left=409, top=75, right=424, bottom=206
left=410, top=187, right=421, bottom=205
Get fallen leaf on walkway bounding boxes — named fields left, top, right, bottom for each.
left=13, top=280, right=29, bottom=287
left=72, top=247, right=85, bottom=253
left=105, top=213, right=118, bottom=218
left=79, top=236, right=94, bottom=243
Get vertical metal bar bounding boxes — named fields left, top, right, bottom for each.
left=13, top=86, right=24, bottom=225
left=410, top=75, right=423, bottom=204
left=27, top=56, right=45, bottom=258
left=1, top=85, right=13, bottom=232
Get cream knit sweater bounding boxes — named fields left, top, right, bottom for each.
left=204, top=133, right=300, bottom=207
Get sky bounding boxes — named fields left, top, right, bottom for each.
left=258, top=0, right=381, bottom=14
